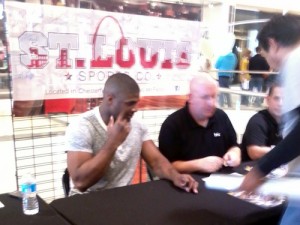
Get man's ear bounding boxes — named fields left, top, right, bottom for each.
left=265, top=95, right=270, bottom=107
left=106, top=94, right=115, bottom=105
left=268, top=38, right=280, bottom=52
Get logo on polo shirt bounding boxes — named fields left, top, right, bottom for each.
left=213, top=132, right=221, bottom=137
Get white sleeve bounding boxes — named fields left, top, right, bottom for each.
left=282, top=48, right=300, bottom=113
left=140, top=122, right=152, bottom=142
left=65, top=117, right=93, bottom=153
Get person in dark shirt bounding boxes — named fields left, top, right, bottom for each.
left=239, top=15, right=300, bottom=225
left=241, top=83, right=282, bottom=161
left=248, top=46, right=270, bottom=106
left=158, top=74, right=241, bottom=174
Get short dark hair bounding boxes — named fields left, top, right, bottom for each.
left=258, top=15, right=300, bottom=51
left=268, top=82, right=281, bottom=96
left=103, top=73, right=140, bottom=96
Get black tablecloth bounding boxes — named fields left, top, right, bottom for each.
left=0, top=193, right=71, bottom=225
left=51, top=173, right=285, bottom=225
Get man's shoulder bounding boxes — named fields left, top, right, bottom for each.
left=166, top=107, right=186, bottom=119
left=68, top=108, right=100, bottom=131
left=81, top=108, right=97, bottom=119
left=75, top=108, right=98, bottom=123
left=250, top=54, right=260, bottom=61
left=211, top=109, right=233, bottom=126
left=130, top=117, right=150, bottom=134
left=248, top=110, right=268, bottom=125
left=243, top=112, right=267, bottom=138
left=214, top=108, right=229, bottom=118
left=161, top=107, right=187, bottom=129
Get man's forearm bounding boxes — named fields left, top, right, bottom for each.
left=171, top=160, right=201, bottom=173
left=247, top=145, right=272, bottom=160
left=151, top=157, right=179, bottom=181
left=69, top=141, right=120, bottom=192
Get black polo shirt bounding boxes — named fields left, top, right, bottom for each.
left=249, top=54, right=270, bottom=78
left=158, top=104, right=238, bottom=162
left=241, top=109, right=282, bottom=161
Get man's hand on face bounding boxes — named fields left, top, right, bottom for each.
left=107, top=110, right=131, bottom=146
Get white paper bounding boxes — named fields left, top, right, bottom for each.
left=257, top=177, right=300, bottom=199
left=203, top=173, right=244, bottom=191
left=203, top=173, right=300, bottom=199
left=0, top=201, right=4, bottom=208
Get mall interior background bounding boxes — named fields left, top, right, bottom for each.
left=0, top=0, right=299, bottom=202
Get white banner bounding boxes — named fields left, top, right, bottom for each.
left=6, top=2, right=204, bottom=100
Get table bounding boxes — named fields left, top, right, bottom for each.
left=0, top=193, right=71, bottom=225
left=50, top=172, right=285, bottom=225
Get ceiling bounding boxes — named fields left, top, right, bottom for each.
left=153, top=0, right=300, bottom=14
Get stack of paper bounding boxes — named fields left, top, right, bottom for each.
left=203, top=173, right=300, bottom=199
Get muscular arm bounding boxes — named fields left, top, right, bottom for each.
left=68, top=114, right=130, bottom=192
left=67, top=138, right=121, bottom=192
left=142, top=140, right=178, bottom=179
left=142, top=140, right=198, bottom=193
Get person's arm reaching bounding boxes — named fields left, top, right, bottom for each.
left=257, top=118, right=300, bottom=174
left=141, top=140, right=198, bottom=193
left=239, top=116, right=300, bottom=192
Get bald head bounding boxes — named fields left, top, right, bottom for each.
left=103, top=73, right=140, bottom=97
left=189, top=74, right=218, bottom=95
left=188, top=74, right=218, bottom=122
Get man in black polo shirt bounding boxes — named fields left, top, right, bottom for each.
left=241, top=83, right=282, bottom=161
left=158, top=75, right=241, bottom=174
